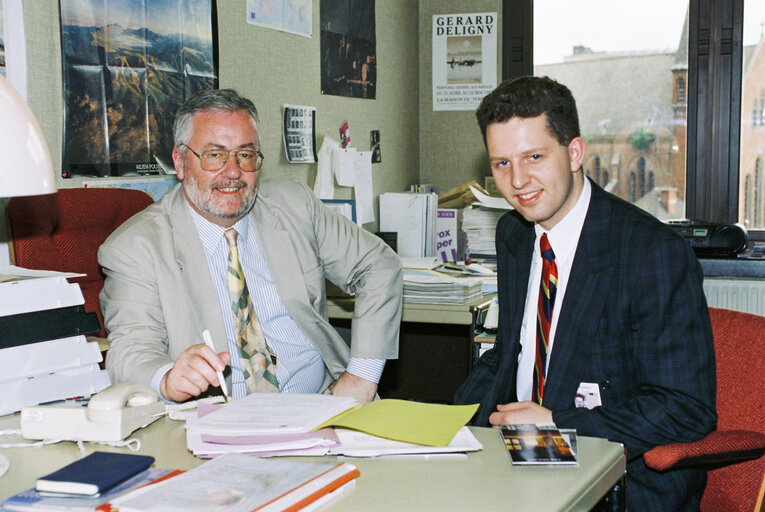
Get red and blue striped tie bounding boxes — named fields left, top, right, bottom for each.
left=533, top=233, right=557, bottom=405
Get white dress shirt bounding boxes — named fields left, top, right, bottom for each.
left=516, top=178, right=592, bottom=402
left=152, top=203, right=384, bottom=400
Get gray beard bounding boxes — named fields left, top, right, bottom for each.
left=183, top=172, right=259, bottom=220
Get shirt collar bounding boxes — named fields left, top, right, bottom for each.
left=187, top=202, right=251, bottom=255
left=534, top=177, right=592, bottom=263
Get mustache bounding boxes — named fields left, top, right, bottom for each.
left=210, top=179, right=248, bottom=191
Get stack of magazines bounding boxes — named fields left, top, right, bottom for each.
left=403, top=268, right=484, bottom=304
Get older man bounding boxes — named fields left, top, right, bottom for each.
left=100, top=89, right=402, bottom=404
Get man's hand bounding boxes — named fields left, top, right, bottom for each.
left=160, top=344, right=231, bottom=402
left=330, top=372, right=377, bottom=404
left=488, top=401, right=553, bottom=426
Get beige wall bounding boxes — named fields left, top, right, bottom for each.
left=13, top=1, right=420, bottom=232
left=418, top=0, right=501, bottom=192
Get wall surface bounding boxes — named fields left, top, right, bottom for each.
left=418, top=0, right=501, bottom=193
left=1, top=1, right=419, bottom=265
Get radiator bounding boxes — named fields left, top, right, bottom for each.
left=703, top=278, right=765, bottom=316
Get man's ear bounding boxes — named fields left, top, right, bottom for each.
left=568, top=137, right=586, bottom=173
left=172, top=146, right=185, bottom=180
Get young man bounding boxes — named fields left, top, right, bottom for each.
left=100, top=89, right=402, bottom=404
left=455, top=76, right=716, bottom=511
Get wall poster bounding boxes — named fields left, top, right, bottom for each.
left=59, top=0, right=217, bottom=178
left=320, top=0, right=376, bottom=99
left=432, top=12, right=497, bottom=111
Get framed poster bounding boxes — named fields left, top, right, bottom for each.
left=60, top=0, right=218, bottom=178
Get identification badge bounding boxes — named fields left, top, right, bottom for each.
left=574, top=382, right=602, bottom=409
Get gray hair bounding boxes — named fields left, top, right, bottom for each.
left=173, top=89, right=262, bottom=154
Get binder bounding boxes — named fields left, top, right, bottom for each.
left=379, top=192, right=438, bottom=258
left=0, top=305, right=101, bottom=349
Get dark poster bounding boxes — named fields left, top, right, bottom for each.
left=59, top=0, right=217, bottom=178
left=320, top=0, right=376, bottom=99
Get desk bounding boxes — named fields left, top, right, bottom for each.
left=0, top=414, right=626, bottom=511
left=328, top=295, right=494, bottom=403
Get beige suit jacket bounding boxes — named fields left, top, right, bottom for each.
left=99, top=180, right=402, bottom=392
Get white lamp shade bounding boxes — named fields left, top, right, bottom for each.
left=0, top=75, right=56, bottom=197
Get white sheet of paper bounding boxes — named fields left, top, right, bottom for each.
left=333, top=147, right=357, bottom=187
left=353, top=151, right=374, bottom=225
left=330, top=426, right=482, bottom=457
left=469, top=185, right=513, bottom=210
left=314, top=136, right=338, bottom=199
left=575, top=382, right=602, bottom=409
left=185, top=393, right=359, bottom=435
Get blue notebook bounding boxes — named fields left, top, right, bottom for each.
left=35, top=451, right=155, bottom=496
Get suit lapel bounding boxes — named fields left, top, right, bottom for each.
left=543, top=185, right=615, bottom=411
left=168, top=188, right=229, bottom=352
left=248, top=196, right=312, bottom=322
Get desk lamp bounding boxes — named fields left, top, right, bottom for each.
left=0, top=75, right=55, bottom=197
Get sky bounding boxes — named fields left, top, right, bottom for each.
left=534, top=1, right=765, bottom=65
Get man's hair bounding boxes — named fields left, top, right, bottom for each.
left=475, top=76, right=580, bottom=146
left=173, top=89, right=262, bottom=152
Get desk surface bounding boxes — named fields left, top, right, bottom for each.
left=328, top=294, right=495, bottom=325
left=0, top=414, right=625, bottom=511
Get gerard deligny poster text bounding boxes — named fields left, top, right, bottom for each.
left=432, top=12, right=497, bottom=111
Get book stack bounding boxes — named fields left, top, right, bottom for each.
left=0, top=266, right=110, bottom=415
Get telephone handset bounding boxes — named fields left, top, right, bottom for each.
left=20, top=383, right=165, bottom=442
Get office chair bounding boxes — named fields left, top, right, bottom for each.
left=643, top=307, right=765, bottom=511
left=7, top=187, right=154, bottom=338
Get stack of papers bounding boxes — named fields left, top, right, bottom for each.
left=185, top=393, right=482, bottom=458
left=0, top=266, right=109, bottom=415
left=462, top=205, right=507, bottom=258
left=403, top=268, right=485, bottom=304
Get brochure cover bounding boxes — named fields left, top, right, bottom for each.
left=499, top=424, right=578, bottom=465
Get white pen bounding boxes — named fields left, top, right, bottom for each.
left=202, top=329, right=229, bottom=402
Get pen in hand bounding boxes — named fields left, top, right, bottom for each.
left=202, top=329, right=229, bottom=402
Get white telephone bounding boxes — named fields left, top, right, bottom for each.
left=20, top=383, right=165, bottom=442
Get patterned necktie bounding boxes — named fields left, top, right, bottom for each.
left=223, top=228, right=279, bottom=393
left=532, top=233, right=558, bottom=404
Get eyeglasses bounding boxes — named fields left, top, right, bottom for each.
left=180, top=144, right=264, bottom=172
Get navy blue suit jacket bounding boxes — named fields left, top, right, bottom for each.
left=455, top=181, right=717, bottom=511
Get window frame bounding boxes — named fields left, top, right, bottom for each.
left=503, top=0, right=758, bottom=239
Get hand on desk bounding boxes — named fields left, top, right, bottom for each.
left=160, top=344, right=232, bottom=402
left=489, top=401, right=553, bottom=426
left=331, top=372, right=377, bottom=404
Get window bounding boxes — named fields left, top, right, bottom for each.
left=504, top=0, right=765, bottom=239
left=739, top=3, right=765, bottom=230
left=531, top=0, right=688, bottom=221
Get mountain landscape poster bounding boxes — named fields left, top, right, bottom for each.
left=60, top=0, right=217, bottom=177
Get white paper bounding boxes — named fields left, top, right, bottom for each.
left=469, top=185, right=513, bottom=209
left=185, top=393, right=359, bottom=435
left=330, top=426, right=482, bottom=457
left=282, top=104, right=316, bottom=163
left=353, top=151, right=374, bottom=225
left=314, top=136, right=339, bottom=199
left=334, top=147, right=357, bottom=187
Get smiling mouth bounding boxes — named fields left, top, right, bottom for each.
left=516, top=190, right=542, bottom=203
left=212, top=181, right=246, bottom=193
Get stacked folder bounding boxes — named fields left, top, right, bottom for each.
left=184, top=393, right=483, bottom=458
left=0, top=266, right=110, bottom=415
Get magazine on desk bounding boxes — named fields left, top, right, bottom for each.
left=499, top=424, right=578, bottom=465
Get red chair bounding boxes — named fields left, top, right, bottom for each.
left=644, top=307, right=765, bottom=511
left=7, top=188, right=154, bottom=338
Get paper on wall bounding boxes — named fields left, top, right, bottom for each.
left=353, top=151, right=374, bottom=225
left=334, top=147, right=357, bottom=187
left=314, top=136, right=339, bottom=199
